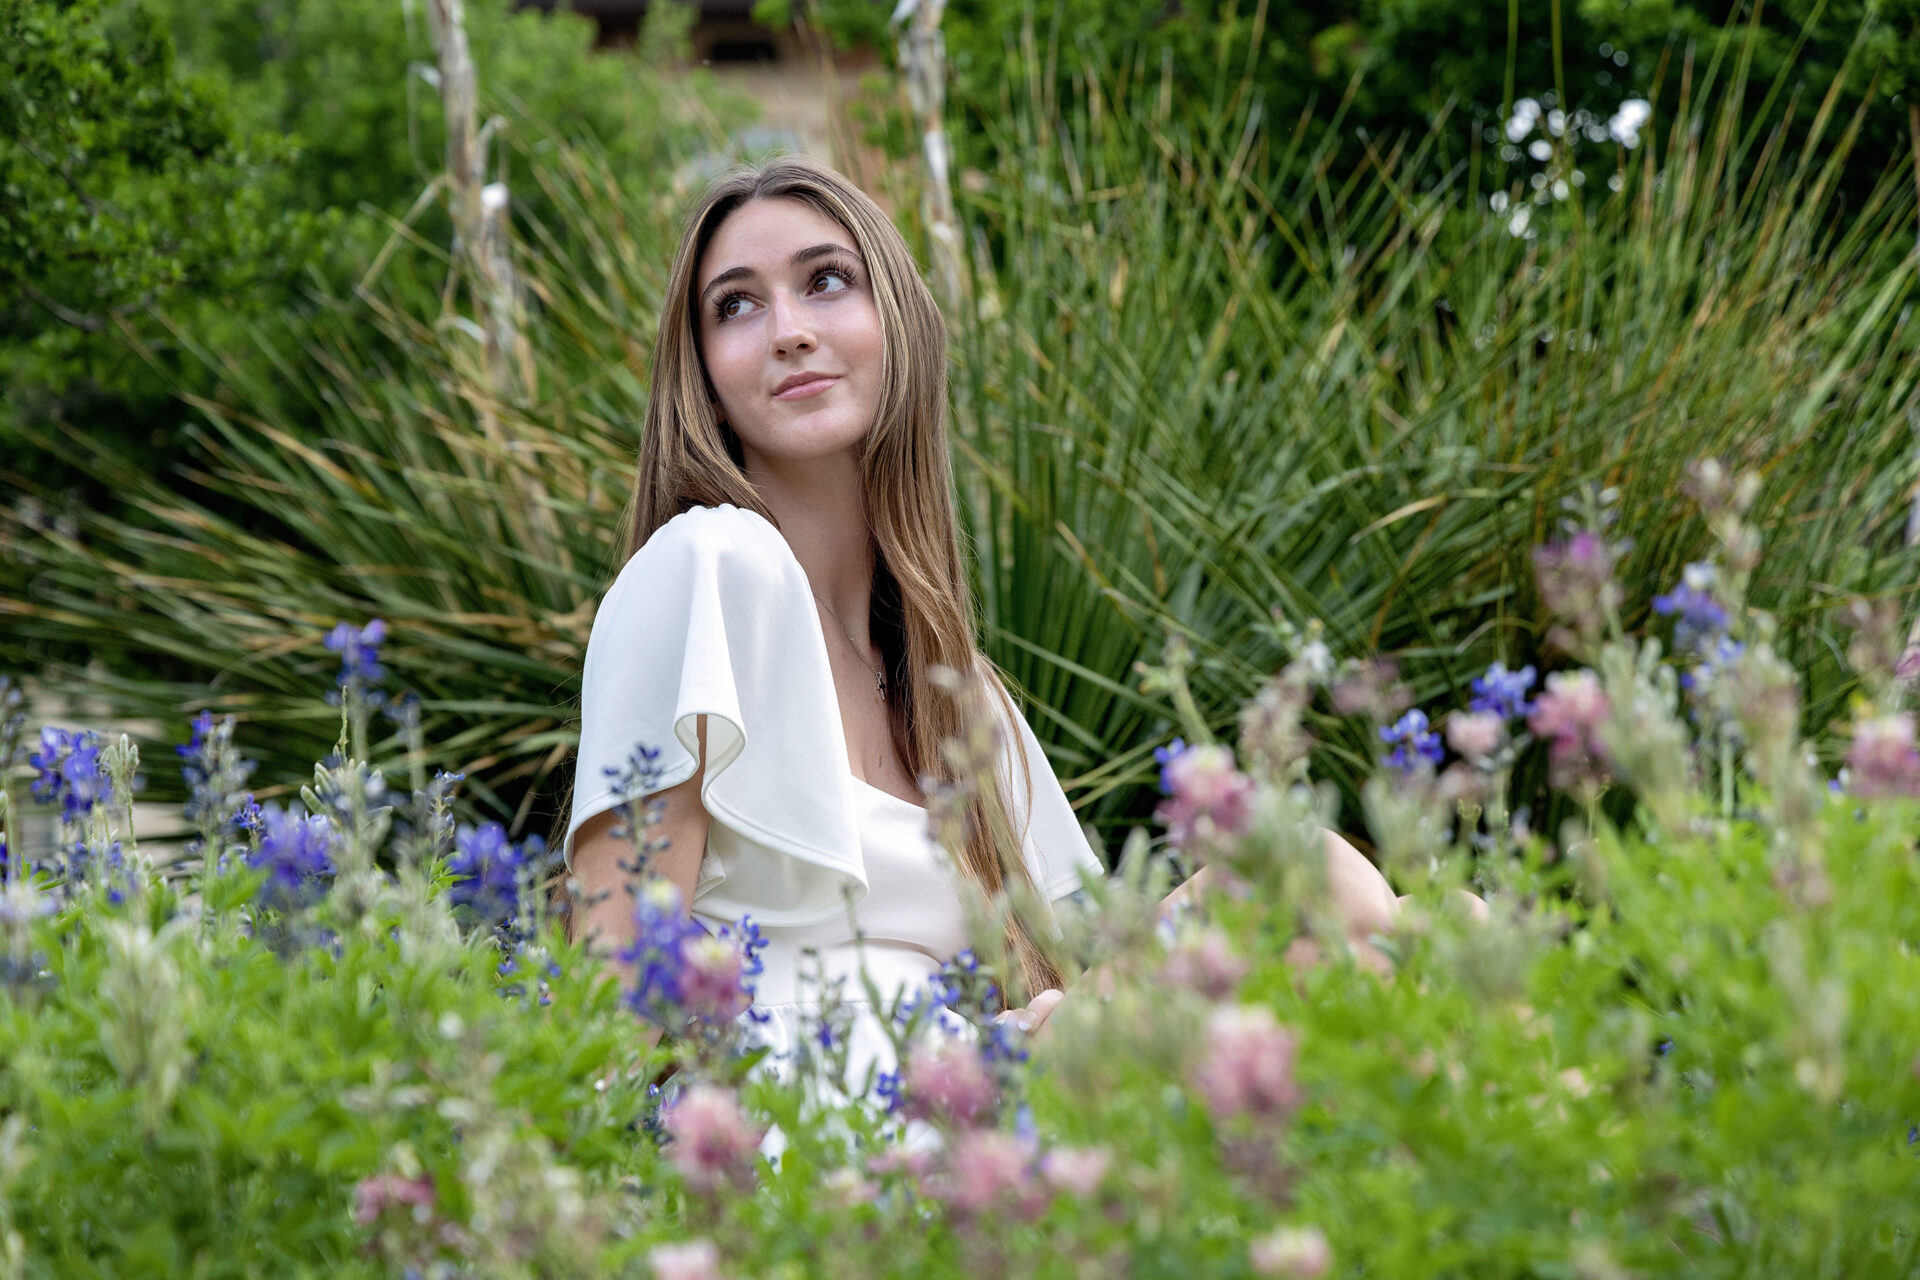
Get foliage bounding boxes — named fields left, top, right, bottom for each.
left=0, top=0, right=322, bottom=380
left=4, top=476, right=1920, bottom=1277
left=0, top=0, right=743, bottom=679
left=798, top=0, right=1920, bottom=210
left=5, top=22, right=1917, bottom=847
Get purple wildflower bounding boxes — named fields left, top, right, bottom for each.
left=27, top=727, right=68, bottom=807
left=29, top=727, right=112, bottom=822
left=324, top=619, right=388, bottom=689
left=1468, top=662, right=1536, bottom=720
left=873, top=1070, right=904, bottom=1115
left=1153, top=738, right=1189, bottom=794
left=1379, top=709, right=1444, bottom=774
left=617, top=880, right=762, bottom=1029
left=231, top=795, right=264, bottom=835
left=176, top=709, right=258, bottom=835
left=446, top=822, right=530, bottom=924
left=1652, top=562, right=1729, bottom=654
left=247, top=806, right=337, bottom=911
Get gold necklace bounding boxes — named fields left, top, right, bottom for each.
left=812, top=590, right=887, bottom=698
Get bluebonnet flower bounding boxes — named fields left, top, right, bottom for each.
left=979, top=1018, right=1031, bottom=1068
left=324, top=619, right=388, bottom=688
left=176, top=710, right=258, bottom=839
left=1680, top=634, right=1747, bottom=701
left=68, top=840, right=131, bottom=903
left=1652, top=562, right=1729, bottom=654
left=602, top=743, right=669, bottom=866
left=1468, top=662, right=1537, bottom=720
left=247, top=806, right=337, bottom=911
left=497, top=943, right=564, bottom=1005
left=1152, top=738, right=1188, bottom=795
left=446, top=822, right=532, bottom=925
left=604, top=742, right=667, bottom=801
left=29, top=727, right=113, bottom=822
left=617, top=878, right=710, bottom=1028
left=231, top=796, right=264, bottom=836
left=1379, top=709, right=1444, bottom=774
left=894, top=970, right=967, bottom=1026
left=60, top=734, right=112, bottom=821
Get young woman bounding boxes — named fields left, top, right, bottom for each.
left=561, top=156, right=1399, bottom=1096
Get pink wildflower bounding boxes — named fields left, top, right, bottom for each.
left=1445, top=709, right=1507, bottom=763
left=1039, top=1144, right=1112, bottom=1198
left=678, top=935, right=749, bottom=1022
left=1160, top=928, right=1248, bottom=1001
left=945, top=1129, right=1040, bottom=1215
left=1154, top=742, right=1257, bottom=850
left=1847, top=713, right=1920, bottom=799
left=903, top=1037, right=997, bottom=1127
left=649, top=1238, right=724, bottom=1280
left=1526, top=670, right=1611, bottom=789
left=1249, top=1225, right=1332, bottom=1278
left=1532, top=531, right=1621, bottom=639
left=865, top=1146, right=936, bottom=1181
left=351, top=1172, right=435, bottom=1227
left=1192, top=1005, right=1302, bottom=1122
left=663, top=1085, right=763, bottom=1192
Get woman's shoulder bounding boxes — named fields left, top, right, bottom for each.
left=604, top=502, right=801, bottom=609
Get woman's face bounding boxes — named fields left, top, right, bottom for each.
left=694, top=197, right=885, bottom=470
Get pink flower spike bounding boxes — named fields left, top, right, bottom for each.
left=351, top=1172, right=435, bottom=1228
left=1847, top=713, right=1920, bottom=799
left=946, top=1129, right=1038, bottom=1215
left=1445, top=709, right=1507, bottom=763
left=1192, top=1005, right=1302, bottom=1122
left=1526, top=669, right=1611, bottom=789
left=649, top=1238, right=725, bottom=1280
left=1155, top=743, right=1258, bottom=850
left=663, top=1085, right=764, bottom=1192
left=903, top=1038, right=997, bottom=1127
left=1249, top=1225, right=1333, bottom=1278
left=679, top=934, right=749, bottom=1023
left=1039, top=1144, right=1112, bottom=1198
left=1161, top=928, right=1248, bottom=1001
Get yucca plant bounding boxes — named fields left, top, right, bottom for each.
left=942, top=21, right=1920, bottom=831
left=3, top=20, right=1916, bottom=852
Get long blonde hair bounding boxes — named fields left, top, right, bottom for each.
left=619, top=155, right=1067, bottom=1001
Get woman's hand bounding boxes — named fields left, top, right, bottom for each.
left=993, top=987, right=1067, bottom=1040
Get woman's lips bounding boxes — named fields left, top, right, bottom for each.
left=773, top=375, right=840, bottom=401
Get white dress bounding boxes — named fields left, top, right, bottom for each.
left=563, top=502, right=1105, bottom=1109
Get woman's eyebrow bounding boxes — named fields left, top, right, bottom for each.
left=698, top=243, right=860, bottom=310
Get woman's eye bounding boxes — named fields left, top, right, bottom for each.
left=713, top=266, right=855, bottom=323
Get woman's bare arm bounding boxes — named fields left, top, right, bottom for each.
left=569, top=714, right=712, bottom=978
left=1154, top=831, right=1396, bottom=940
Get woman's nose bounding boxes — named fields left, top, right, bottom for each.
left=769, top=291, right=815, bottom=355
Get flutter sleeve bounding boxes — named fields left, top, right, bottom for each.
left=563, top=503, right=867, bottom=927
